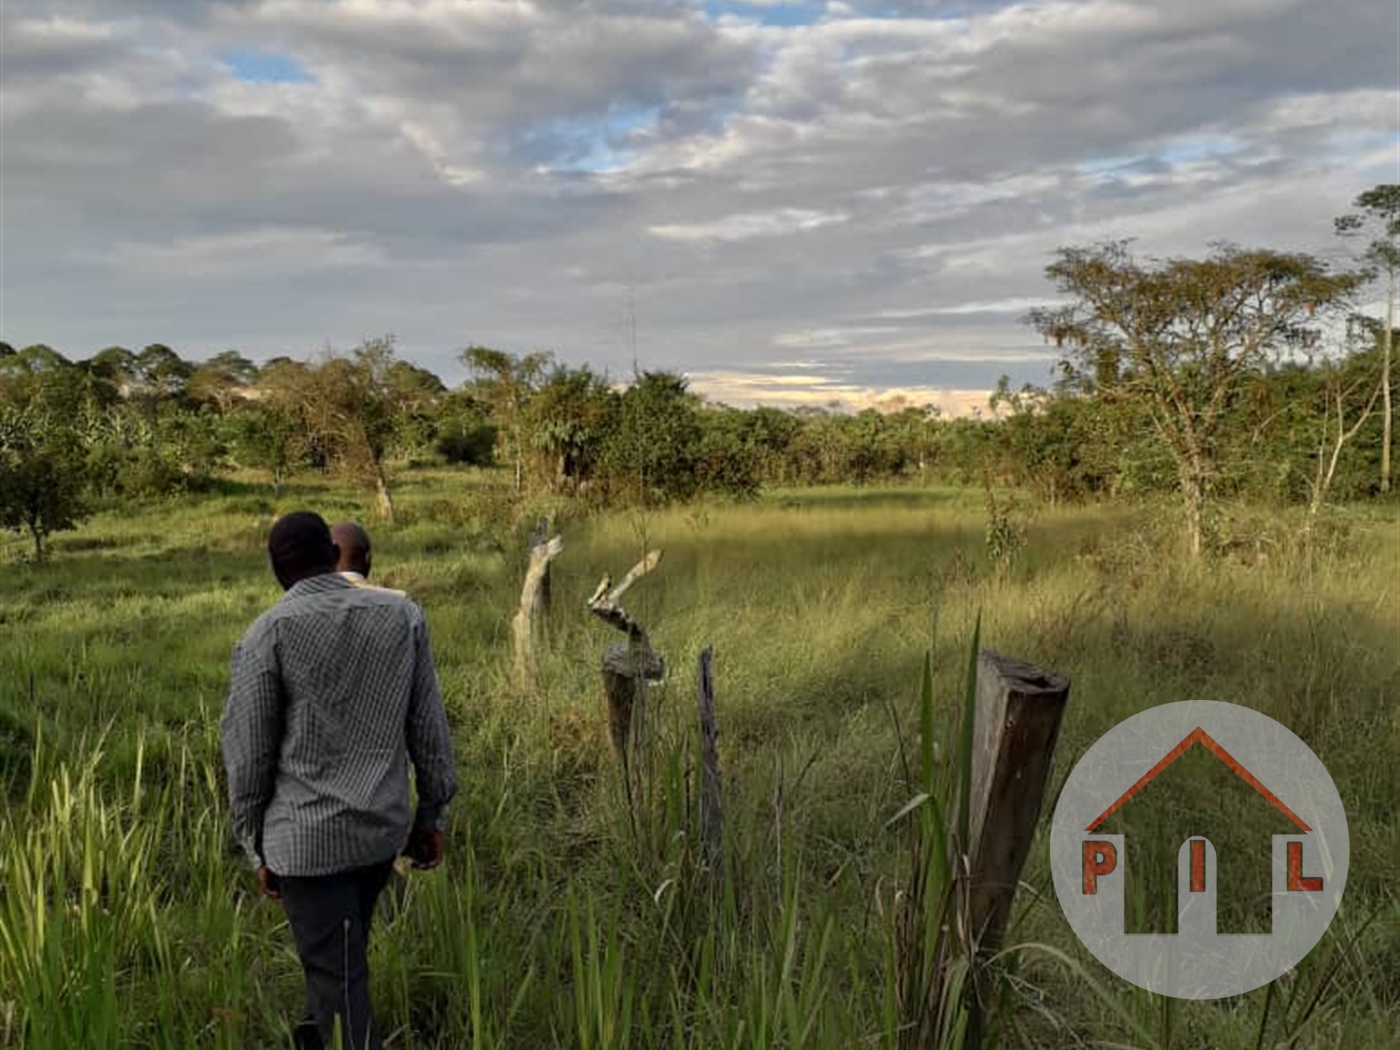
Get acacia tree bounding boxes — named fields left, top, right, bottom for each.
left=305, top=337, right=407, bottom=521
left=1335, top=184, right=1400, bottom=494
left=134, top=344, right=194, bottom=405
left=460, top=346, right=552, bottom=493
left=1029, top=241, right=1358, bottom=557
left=189, top=351, right=258, bottom=413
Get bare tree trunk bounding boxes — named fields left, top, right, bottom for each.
left=374, top=468, right=395, bottom=523
left=1182, top=476, right=1204, bottom=559
left=512, top=527, right=562, bottom=691
left=1381, top=277, right=1393, bottom=494
left=1308, top=372, right=1383, bottom=523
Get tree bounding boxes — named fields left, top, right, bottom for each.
left=134, top=344, right=194, bottom=404
left=1029, top=241, right=1358, bottom=556
left=0, top=346, right=104, bottom=421
left=229, top=359, right=317, bottom=489
left=745, top=406, right=802, bottom=485
left=304, top=337, right=408, bottom=520
left=383, top=360, right=447, bottom=459
left=433, top=389, right=497, bottom=466
left=1306, top=353, right=1383, bottom=524
left=1335, top=184, right=1400, bottom=494
left=459, top=346, right=552, bottom=493
left=189, top=351, right=258, bottom=413
left=0, top=345, right=72, bottom=392
left=82, top=346, right=139, bottom=405
left=526, top=364, right=617, bottom=491
left=601, top=371, right=701, bottom=504
left=0, top=406, right=89, bottom=561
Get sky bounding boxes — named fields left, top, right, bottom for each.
left=1, top=0, right=1397, bottom=415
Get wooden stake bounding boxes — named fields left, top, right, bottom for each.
left=696, top=646, right=723, bottom=866
left=962, top=650, right=1070, bottom=1046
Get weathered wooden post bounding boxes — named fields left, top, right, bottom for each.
left=962, top=651, right=1070, bottom=1047
left=512, top=521, right=562, bottom=691
left=587, top=551, right=664, bottom=788
left=695, top=646, right=723, bottom=867
left=529, top=517, right=553, bottom=612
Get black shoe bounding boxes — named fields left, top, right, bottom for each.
left=292, top=1018, right=324, bottom=1050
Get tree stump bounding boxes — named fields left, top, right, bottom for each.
left=512, top=525, right=562, bottom=690
left=602, top=640, right=664, bottom=765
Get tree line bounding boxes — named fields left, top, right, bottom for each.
left=1, top=185, right=1395, bottom=560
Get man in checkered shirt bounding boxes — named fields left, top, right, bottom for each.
left=221, top=511, right=458, bottom=1050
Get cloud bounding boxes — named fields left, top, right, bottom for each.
left=689, top=370, right=998, bottom=417
left=650, top=207, right=851, bottom=241
left=1, top=0, right=1395, bottom=395
left=92, top=227, right=387, bottom=281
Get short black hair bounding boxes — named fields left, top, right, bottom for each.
left=268, top=511, right=337, bottom=578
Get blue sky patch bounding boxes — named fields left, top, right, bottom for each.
left=221, top=49, right=314, bottom=84
left=1158, top=135, right=1243, bottom=165
left=703, top=1, right=821, bottom=28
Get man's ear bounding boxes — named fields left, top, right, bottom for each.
left=330, top=542, right=341, bottom=567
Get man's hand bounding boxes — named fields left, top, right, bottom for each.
left=403, top=828, right=445, bottom=870
left=257, top=865, right=283, bottom=900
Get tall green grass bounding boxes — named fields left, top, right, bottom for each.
left=1, top=473, right=1396, bottom=1047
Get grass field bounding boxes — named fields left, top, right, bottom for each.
left=1, top=470, right=1397, bottom=1048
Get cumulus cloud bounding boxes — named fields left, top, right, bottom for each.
left=1, top=0, right=1395, bottom=398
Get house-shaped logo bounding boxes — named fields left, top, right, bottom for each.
left=1051, top=702, right=1349, bottom=1000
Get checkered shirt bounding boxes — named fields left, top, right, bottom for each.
left=220, top=572, right=458, bottom=876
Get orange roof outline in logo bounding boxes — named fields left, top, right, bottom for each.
left=1084, top=726, right=1311, bottom=833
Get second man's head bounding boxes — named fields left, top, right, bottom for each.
left=331, top=521, right=373, bottom=579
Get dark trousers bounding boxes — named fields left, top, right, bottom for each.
left=279, top=859, right=396, bottom=1050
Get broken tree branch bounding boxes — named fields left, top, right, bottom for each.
left=588, top=549, right=665, bottom=776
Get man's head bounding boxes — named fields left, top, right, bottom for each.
left=268, top=511, right=338, bottom=590
left=331, top=521, right=372, bottom=579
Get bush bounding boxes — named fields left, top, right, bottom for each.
left=437, top=423, right=498, bottom=466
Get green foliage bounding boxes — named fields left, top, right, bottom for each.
left=188, top=351, right=257, bottom=412
left=526, top=365, right=618, bottom=491
left=134, top=343, right=194, bottom=403
left=1335, top=184, right=1400, bottom=277
left=300, top=336, right=415, bottom=517
left=982, top=480, right=1028, bottom=576
left=460, top=345, right=554, bottom=492
left=436, top=420, right=499, bottom=466
left=600, top=371, right=702, bottom=504
left=0, top=406, right=89, bottom=560
left=1029, top=241, right=1363, bottom=556
left=693, top=407, right=765, bottom=500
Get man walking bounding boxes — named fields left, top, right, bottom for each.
left=221, top=511, right=457, bottom=1050
left=331, top=520, right=405, bottom=596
